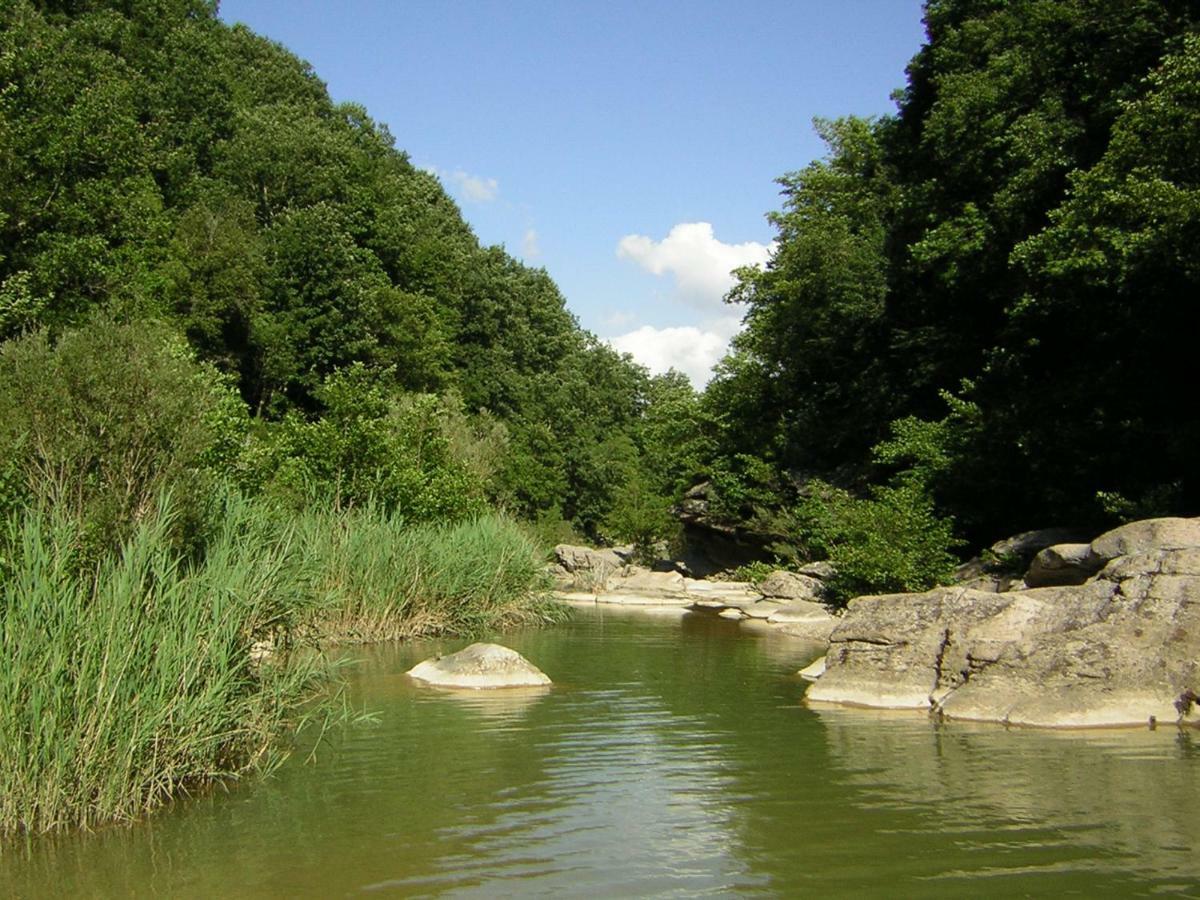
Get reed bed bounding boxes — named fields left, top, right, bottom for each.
left=301, top=506, right=568, bottom=643
left=0, top=497, right=330, bottom=834
left=0, top=496, right=562, bottom=834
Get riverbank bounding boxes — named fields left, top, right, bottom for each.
left=0, top=501, right=559, bottom=835
left=548, top=543, right=840, bottom=643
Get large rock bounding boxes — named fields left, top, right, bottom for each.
left=768, top=601, right=837, bottom=641
left=554, top=544, right=626, bottom=589
left=989, top=527, right=1091, bottom=566
left=1089, top=517, right=1200, bottom=563
left=758, top=570, right=825, bottom=602
left=599, top=567, right=692, bottom=605
left=1024, top=543, right=1102, bottom=588
left=408, top=643, right=551, bottom=689
left=806, top=518, right=1200, bottom=729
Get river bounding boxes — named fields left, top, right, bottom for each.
left=3, top=605, right=1199, bottom=897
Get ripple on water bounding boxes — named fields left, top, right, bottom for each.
left=2, top=607, right=1199, bottom=899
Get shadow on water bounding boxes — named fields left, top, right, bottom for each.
left=2, top=606, right=1198, bottom=898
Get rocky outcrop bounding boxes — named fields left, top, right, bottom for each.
left=673, top=482, right=777, bottom=577
left=407, top=643, right=552, bottom=689
left=553, top=544, right=630, bottom=590
left=758, top=570, right=825, bottom=602
left=1024, top=543, right=1101, bottom=587
left=807, top=517, right=1200, bottom=729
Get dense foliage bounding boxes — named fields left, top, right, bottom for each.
left=0, top=0, right=661, bottom=540
left=708, top=0, right=1200, bottom=584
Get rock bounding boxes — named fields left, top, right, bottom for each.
left=768, top=601, right=837, bottom=642
left=1089, top=517, right=1200, bottom=564
left=673, top=481, right=779, bottom=577
left=807, top=523, right=1200, bottom=728
left=407, top=643, right=551, bottom=689
left=988, top=527, right=1091, bottom=567
left=758, top=570, right=825, bottom=602
left=718, top=607, right=745, bottom=620
left=798, top=656, right=826, bottom=681
left=767, top=600, right=834, bottom=624
left=741, top=602, right=778, bottom=620
left=1024, top=543, right=1102, bottom=588
left=611, top=567, right=685, bottom=594
left=796, top=561, right=836, bottom=581
left=955, top=573, right=1021, bottom=593
left=554, top=544, right=625, bottom=589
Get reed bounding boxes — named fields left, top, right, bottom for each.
left=0, top=493, right=562, bottom=834
left=0, top=496, right=332, bottom=834
left=301, top=505, right=568, bottom=643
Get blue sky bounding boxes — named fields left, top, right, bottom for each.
left=219, top=0, right=928, bottom=385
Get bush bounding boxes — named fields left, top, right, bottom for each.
left=603, top=472, right=675, bottom=564
left=241, top=365, right=493, bottom=523
left=790, top=479, right=960, bottom=605
left=0, top=318, right=245, bottom=563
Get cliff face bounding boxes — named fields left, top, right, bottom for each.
left=807, top=518, right=1200, bottom=729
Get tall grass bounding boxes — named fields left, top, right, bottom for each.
left=0, top=496, right=331, bottom=834
left=0, top=493, right=563, bottom=834
left=301, top=505, right=568, bottom=643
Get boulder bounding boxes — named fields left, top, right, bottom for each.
left=758, top=570, right=825, bottom=602
left=768, top=601, right=837, bottom=642
left=767, top=600, right=834, bottom=624
left=796, top=561, right=837, bottom=581
left=806, top=523, right=1200, bottom=728
left=1089, top=517, right=1200, bottom=564
left=554, top=544, right=628, bottom=590
left=989, top=527, right=1091, bottom=567
left=1024, top=543, right=1102, bottom=588
left=407, top=643, right=551, bottom=689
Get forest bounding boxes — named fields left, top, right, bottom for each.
left=1, top=0, right=1197, bottom=832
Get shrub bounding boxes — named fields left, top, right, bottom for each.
left=242, top=365, right=492, bottom=523
left=0, top=318, right=245, bottom=563
left=790, top=479, right=960, bottom=605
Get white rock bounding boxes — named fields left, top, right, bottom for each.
left=407, top=643, right=551, bottom=689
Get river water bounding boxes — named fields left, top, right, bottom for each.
left=4, top=605, right=1200, bottom=898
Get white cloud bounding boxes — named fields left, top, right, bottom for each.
left=431, top=167, right=499, bottom=203
left=521, top=228, right=540, bottom=258
left=616, top=222, right=772, bottom=309
left=602, top=309, right=637, bottom=328
left=609, top=315, right=743, bottom=388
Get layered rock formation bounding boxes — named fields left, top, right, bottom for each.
left=807, top=518, right=1200, bottom=729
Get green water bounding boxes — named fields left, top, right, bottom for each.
left=4, top=605, right=1200, bottom=898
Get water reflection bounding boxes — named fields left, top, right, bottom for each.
left=811, top=707, right=1200, bottom=892
left=2, top=609, right=1198, bottom=898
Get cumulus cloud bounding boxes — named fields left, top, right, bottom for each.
left=616, top=222, right=772, bottom=309
left=430, top=167, right=499, bottom=203
left=521, top=228, right=540, bottom=258
left=609, top=315, right=743, bottom=388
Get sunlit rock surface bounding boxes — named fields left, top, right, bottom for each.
left=807, top=518, right=1200, bottom=729
left=407, top=643, right=552, bottom=689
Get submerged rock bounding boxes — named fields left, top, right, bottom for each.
left=407, top=643, right=551, bottom=689
left=806, top=517, right=1200, bottom=729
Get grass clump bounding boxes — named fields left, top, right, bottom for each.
left=302, top=506, right=567, bottom=643
left=0, top=496, right=332, bottom=835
